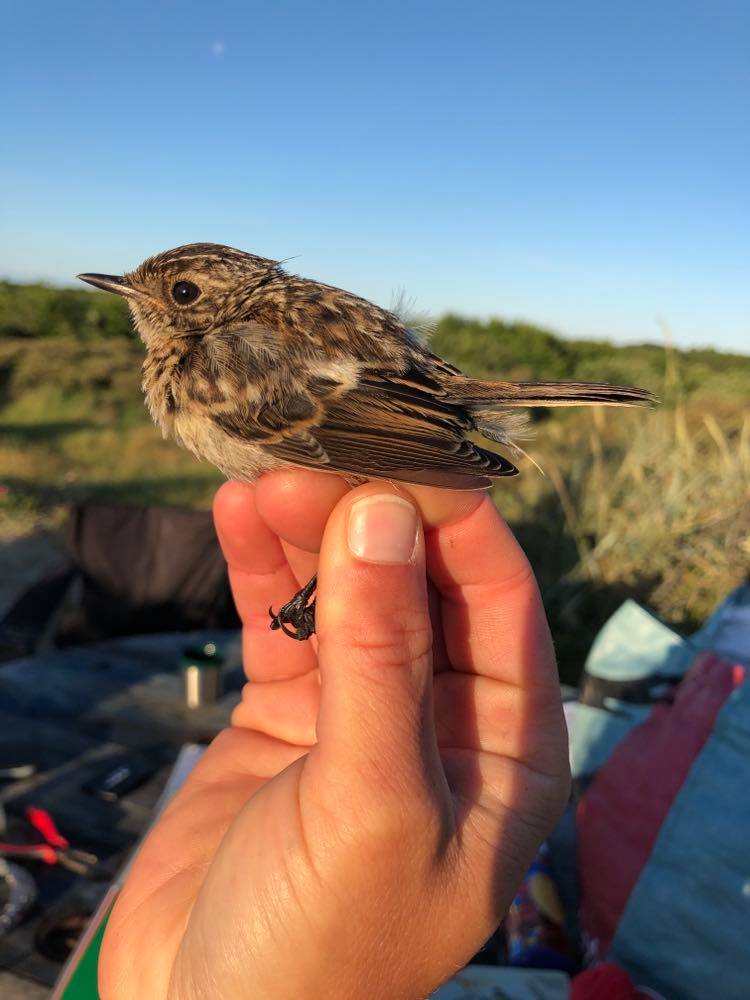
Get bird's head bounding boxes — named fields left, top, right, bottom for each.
left=78, top=243, right=281, bottom=345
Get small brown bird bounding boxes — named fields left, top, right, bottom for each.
left=79, top=243, right=653, bottom=638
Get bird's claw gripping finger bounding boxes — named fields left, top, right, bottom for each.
left=269, top=574, right=318, bottom=641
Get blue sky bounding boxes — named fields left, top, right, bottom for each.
left=2, top=1, right=748, bottom=351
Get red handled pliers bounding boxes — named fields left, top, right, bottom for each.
left=0, top=806, right=97, bottom=875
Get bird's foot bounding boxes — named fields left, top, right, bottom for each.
left=269, top=574, right=317, bottom=641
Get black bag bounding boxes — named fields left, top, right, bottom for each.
left=1, top=504, right=239, bottom=659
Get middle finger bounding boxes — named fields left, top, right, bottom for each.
left=213, top=481, right=318, bottom=680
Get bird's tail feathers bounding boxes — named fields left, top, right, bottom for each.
left=465, top=380, right=653, bottom=475
left=451, top=378, right=656, bottom=408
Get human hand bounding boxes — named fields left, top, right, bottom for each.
left=99, top=471, right=570, bottom=999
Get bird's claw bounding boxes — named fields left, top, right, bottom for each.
left=269, top=575, right=317, bottom=641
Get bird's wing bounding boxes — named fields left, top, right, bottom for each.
left=208, top=356, right=518, bottom=489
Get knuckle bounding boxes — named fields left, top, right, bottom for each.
left=331, top=610, right=434, bottom=668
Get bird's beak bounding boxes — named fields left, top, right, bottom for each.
left=77, top=273, right=135, bottom=297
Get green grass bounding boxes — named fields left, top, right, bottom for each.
left=1, top=282, right=748, bottom=681
left=0, top=332, right=223, bottom=535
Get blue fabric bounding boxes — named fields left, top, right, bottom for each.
left=611, top=676, right=750, bottom=1000
left=692, top=583, right=750, bottom=666
left=568, top=702, right=652, bottom=780
left=546, top=803, right=581, bottom=946
left=568, top=602, right=691, bottom=779
left=584, top=599, right=691, bottom=681
left=568, top=587, right=750, bottom=780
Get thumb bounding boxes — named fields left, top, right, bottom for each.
left=313, top=486, right=441, bottom=798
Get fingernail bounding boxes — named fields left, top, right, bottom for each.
left=348, top=494, right=418, bottom=564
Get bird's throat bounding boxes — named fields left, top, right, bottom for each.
left=141, top=340, right=194, bottom=430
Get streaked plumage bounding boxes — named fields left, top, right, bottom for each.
left=78, top=243, right=653, bottom=492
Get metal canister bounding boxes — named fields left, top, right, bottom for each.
left=181, top=641, right=224, bottom=709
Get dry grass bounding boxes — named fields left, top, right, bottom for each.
left=497, top=393, right=749, bottom=679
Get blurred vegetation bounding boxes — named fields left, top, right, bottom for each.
left=430, top=313, right=750, bottom=402
left=1, top=282, right=748, bottom=681
left=0, top=280, right=134, bottom=341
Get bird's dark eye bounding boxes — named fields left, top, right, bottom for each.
left=171, top=280, right=201, bottom=305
